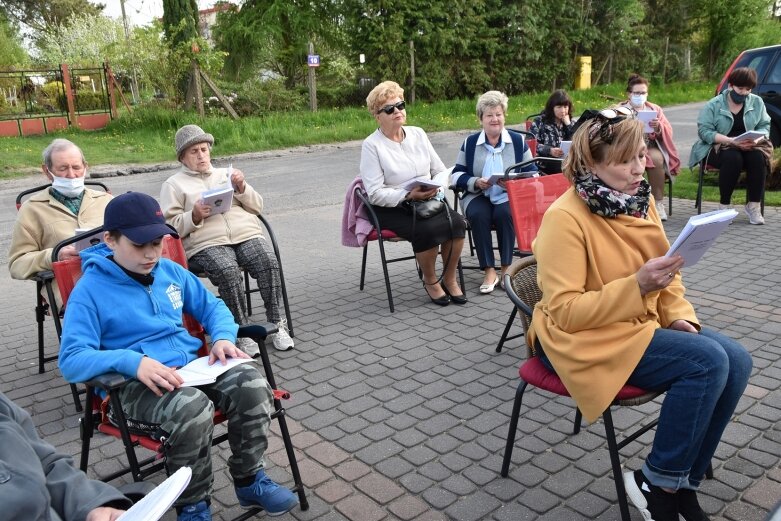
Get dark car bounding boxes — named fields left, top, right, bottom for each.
left=716, top=44, right=781, bottom=147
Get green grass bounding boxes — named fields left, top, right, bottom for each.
left=673, top=165, right=781, bottom=207
left=0, top=81, right=714, bottom=179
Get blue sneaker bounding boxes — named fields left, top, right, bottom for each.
left=177, top=500, right=212, bottom=521
left=235, top=469, right=298, bottom=516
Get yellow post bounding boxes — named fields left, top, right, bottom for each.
left=575, top=56, right=592, bottom=90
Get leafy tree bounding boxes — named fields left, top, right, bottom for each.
left=0, top=13, right=30, bottom=68
left=35, top=13, right=125, bottom=67
left=2, top=0, right=103, bottom=43
left=214, top=0, right=342, bottom=87
left=162, top=0, right=199, bottom=46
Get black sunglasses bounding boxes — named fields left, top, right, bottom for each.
left=377, top=101, right=406, bottom=115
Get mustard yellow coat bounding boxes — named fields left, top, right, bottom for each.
left=528, top=188, right=699, bottom=423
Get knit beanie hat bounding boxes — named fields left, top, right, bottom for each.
left=175, top=124, right=214, bottom=160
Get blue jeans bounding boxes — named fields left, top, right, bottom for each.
left=538, top=327, right=752, bottom=490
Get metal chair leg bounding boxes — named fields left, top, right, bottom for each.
left=496, top=307, right=518, bottom=353
left=501, top=380, right=528, bottom=477
left=603, top=409, right=632, bottom=521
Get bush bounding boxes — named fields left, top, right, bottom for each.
left=230, top=78, right=306, bottom=116
left=41, top=81, right=67, bottom=112
left=75, top=91, right=107, bottom=111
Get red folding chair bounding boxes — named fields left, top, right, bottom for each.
left=14, top=181, right=110, bottom=411
left=496, top=163, right=568, bottom=352
left=52, top=230, right=308, bottom=519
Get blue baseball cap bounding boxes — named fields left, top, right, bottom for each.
left=104, top=192, right=179, bottom=244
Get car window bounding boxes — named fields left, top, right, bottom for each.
left=740, top=51, right=773, bottom=83
left=766, top=53, right=781, bottom=84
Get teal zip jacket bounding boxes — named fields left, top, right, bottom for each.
left=59, top=243, right=238, bottom=384
left=689, top=90, right=771, bottom=168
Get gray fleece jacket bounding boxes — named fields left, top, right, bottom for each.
left=0, top=391, right=131, bottom=521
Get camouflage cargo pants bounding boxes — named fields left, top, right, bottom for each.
left=115, top=363, right=273, bottom=506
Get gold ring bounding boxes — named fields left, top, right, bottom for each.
left=667, top=272, right=674, bottom=278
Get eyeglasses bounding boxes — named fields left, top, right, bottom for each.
left=588, top=106, right=634, bottom=143
left=377, top=101, right=406, bottom=115
left=630, top=91, right=648, bottom=96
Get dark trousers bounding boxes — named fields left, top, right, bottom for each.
left=465, top=196, right=515, bottom=269
left=710, top=147, right=766, bottom=204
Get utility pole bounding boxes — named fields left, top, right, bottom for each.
left=119, top=0, right=140, bottom=103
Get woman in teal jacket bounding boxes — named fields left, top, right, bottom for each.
left=689, top=67, right=771, bottom=225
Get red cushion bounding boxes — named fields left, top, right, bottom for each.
left=519, top=357, right=650, bottom=401
left=366, top=229, right=399, bottom=241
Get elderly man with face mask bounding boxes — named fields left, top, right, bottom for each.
left=8, top=138, right=112, bottom=304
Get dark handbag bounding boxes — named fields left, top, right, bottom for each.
left=405, top=198, right=446, bottom=219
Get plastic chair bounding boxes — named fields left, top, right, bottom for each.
left=495, top=166, right=567, bottom=352
left=695, top=157, right=765, bottom=216
left=187, top=215, right=294, bottom=337
left=52, top=230, right=309, bottom=519
left=450, top=157, right=557, bottom=271
left=15, top=181, right=110, bottom=411
left=499, top=256, right=663, bottom=521
left=355, top=185, right=465, bottom=312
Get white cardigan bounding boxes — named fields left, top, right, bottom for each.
left=359, top=126, right=446, bottom=207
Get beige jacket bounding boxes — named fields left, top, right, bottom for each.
left=9, top=188, right=112, bottom=279
left=529, top=189, right=699, bottom=423
left=160, top=166, right=264, bottom=258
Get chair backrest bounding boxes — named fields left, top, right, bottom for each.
left=504, top=256, right=541, bottom=356
left=16, top=182, right=111, bottom=211
left=505, top=173, right=570, bottom=253
left=51, top=258, right=84, bottom=306
left=161, top=235, right=205, bottom=343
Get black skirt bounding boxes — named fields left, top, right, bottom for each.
left=372, top=204, right=466, bottom=253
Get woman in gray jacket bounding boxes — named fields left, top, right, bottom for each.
left=0, top=391, right=131, bottom=520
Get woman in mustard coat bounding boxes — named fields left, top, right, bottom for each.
left=529, top=109, right=752, bottom=521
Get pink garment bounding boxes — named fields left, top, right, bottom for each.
left=621, top=100, right=681, bottom=176
left=341, top=176, right=373, bottom=247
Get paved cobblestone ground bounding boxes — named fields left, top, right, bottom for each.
left=0, top=137, right=779, bottom=520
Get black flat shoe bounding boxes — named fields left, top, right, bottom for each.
left=443, top=284, right=468, bottom=305
left=423, top=282, right=451, bottom=306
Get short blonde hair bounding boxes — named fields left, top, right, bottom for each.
left=564, top=115, right=644, bottom=183
left=476, top=91, right=508, bottom=119
left=366, top=81, right=404, bottom=114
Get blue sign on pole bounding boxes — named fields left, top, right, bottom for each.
left=307, top=55, right=320, bottom=67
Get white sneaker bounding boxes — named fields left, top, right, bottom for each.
left=745, top=202, right=765, bottom=225
left=236, top=337, right=260, bottom=358
left=655, top=201, right=667, bottom=221
left=271, top=319, right=294, bottom=351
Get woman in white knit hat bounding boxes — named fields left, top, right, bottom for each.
left=160, top=124, right=293, bottom=354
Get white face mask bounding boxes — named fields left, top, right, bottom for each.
left=51, top=176, right=85, bottom=198
left=630, top=94, right=647, bottom=108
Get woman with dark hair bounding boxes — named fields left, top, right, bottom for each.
left=531, top=108, right=752, bottom=521
left=690, top=67, right=771, bottom=224
left=619, top=74, right=681, bottom=221
left=529, top=89, right=575, bottom=173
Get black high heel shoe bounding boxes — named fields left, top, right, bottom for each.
left=442, top=284, right=468, bottom=305
left=423, top=282, right=451, bottom=306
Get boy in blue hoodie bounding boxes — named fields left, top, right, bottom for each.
left=58, top=192, right=297, bottom=521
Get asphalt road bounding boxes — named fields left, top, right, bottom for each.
left=0, top=100, right=706, bottom=266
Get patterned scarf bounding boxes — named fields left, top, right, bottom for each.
left=574, top=167, right=650, bottom=219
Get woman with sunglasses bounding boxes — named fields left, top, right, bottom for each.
left=529, top=89, right=575, bottom=174
left=690, top=67, right=771, bottom=225
left=451, top=90, right=537, bottom=294
left=618, top=74, right=680, bottom=221
left=529, top=109, right=751, bottom=521
left=360, top=81, right=466, bottom=306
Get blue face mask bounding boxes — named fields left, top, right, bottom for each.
left=729, top=90, right=747, bottom=104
